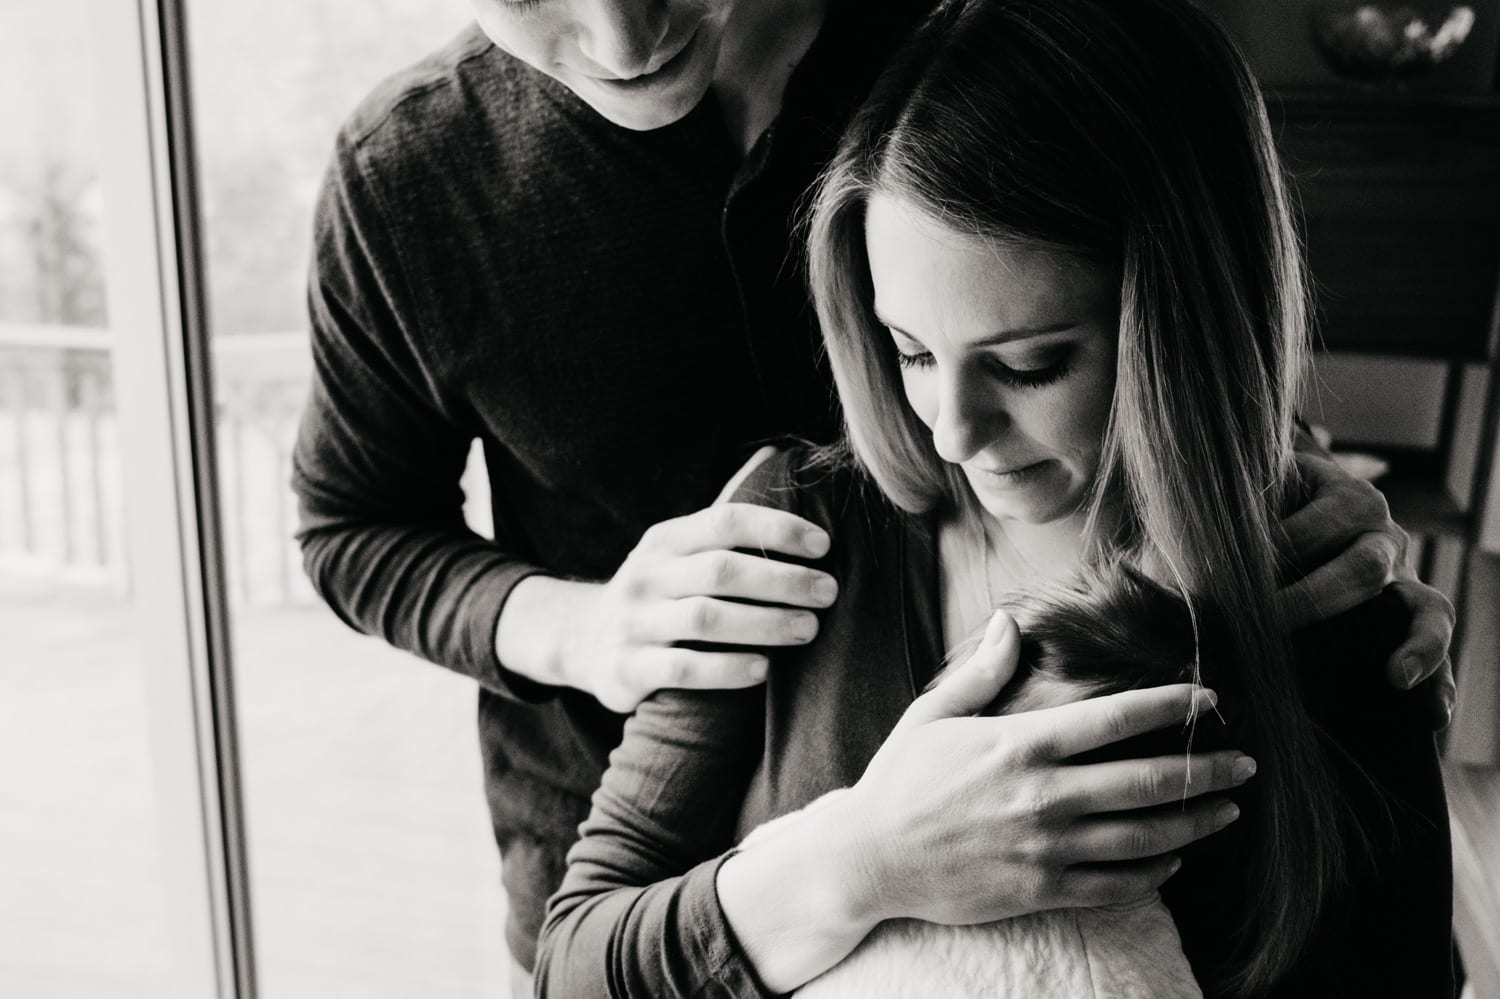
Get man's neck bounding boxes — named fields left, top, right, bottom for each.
left=712, top=0, right=829, bottom=157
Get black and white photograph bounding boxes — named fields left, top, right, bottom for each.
left=2, top=0, right=1498, bottom=996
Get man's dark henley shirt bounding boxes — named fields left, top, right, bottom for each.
left=291, top=2, right=933, bottom=969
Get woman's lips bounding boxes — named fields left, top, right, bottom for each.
left=969, top=460, right=1048, bottom=483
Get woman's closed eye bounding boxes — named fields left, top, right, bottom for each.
left=893, top=345, right=1077, bottom=389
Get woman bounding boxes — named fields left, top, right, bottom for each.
left=535, top=0, right=1453, bottom=995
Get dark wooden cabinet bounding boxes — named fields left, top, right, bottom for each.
left=1270, top=92, right=1500, bottom=361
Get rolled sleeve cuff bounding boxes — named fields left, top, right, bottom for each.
left=684, top=853, right=783, bottom=998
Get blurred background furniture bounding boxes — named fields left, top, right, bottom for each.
left=1269, top=85, right=1500, bottom=999
left=1271, top=91, right=1500, bottom=648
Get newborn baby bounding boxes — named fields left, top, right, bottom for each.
left=741, top=562, right=1214, bottom=999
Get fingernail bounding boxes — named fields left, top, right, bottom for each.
left=1167, top=856, right=1183, bottom=876
left=1400, top=654, right=1421, bottom=690
left=746, top=658, right=768, bottom=682
left=1441, top=689, right=1457, bottom=730
left=792, top=613, right=818, bottom=642
left=1197, top=688, right=1219, bottom=710
left=1216, top=803, right=1240, bottom=827
left=982, top=608, right=1011, bottom=645
left=1232, top=756, right=1257, bottom=782
left=804, top=530, right=830, bottom=557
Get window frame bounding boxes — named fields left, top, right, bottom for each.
left=88, top=0, right=255, bottom=995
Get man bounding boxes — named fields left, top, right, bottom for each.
left=292, top=0, right=1454, bottom=984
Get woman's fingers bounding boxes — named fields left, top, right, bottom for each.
left=898, top=610, right=1020, bottom=728
left=1060, top=797, right=1240, bottom=864
left=1054, top=855, right=1185, bottom=909
left=1018, top=684, right=1215, bottom=761
left=1057, top=750, right=1256, bottom=813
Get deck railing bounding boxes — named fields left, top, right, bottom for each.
left=0, top=323, right=315, bottom=604
left=0, top=325, right=287, bottom=605
left=0, top=325, right=117, bottom=578
left=0, top=322, right=492, bottom=606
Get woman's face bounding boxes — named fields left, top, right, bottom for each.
left=864, top=194, right=1119, bottom=527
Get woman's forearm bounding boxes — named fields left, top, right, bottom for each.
left=715, top=796, right=885, bottom=993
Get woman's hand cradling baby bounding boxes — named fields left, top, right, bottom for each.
left=714, top=610, right=1256, bottom=994
left=835, top=609, right=1254, bottom=929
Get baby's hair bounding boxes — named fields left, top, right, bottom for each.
left=933, top=561, right=1227, bottom=760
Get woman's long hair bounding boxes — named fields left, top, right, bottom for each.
left=805, top=0, right=1337, bottom=992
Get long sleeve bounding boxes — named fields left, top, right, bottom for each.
left=291, top=130, right=544, bottom=697
left=530, top=442, right=924, bottom=996
left=535, top=686, right=777, bottom=998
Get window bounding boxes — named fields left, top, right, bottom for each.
left=186, top=1, right=509, bottom=995
left=0, top=2, right=169, bottom=995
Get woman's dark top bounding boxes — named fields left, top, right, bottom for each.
left=536, top=449, right=1453, bottom=998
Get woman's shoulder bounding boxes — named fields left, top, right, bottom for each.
left=1293, top=587, right=1418, bottom=722
left=727, top=442, right=899, bottom=538
left=1280, top=588, right=1455, bottom=995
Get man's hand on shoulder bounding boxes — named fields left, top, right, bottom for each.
left=496, top=502, right=839, bottom=713
left=1279, top=449, right=1457, bottom=729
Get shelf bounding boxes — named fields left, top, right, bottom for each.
left=1337, top=445, right=1471, bottom=538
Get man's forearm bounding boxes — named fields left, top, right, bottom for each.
left=298, top=517, right=542, bottom=693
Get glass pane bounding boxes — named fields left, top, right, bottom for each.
left=0, top=3, right=106, bottom=327
left=185, top=1, right=507, bottom=995
left=0, top=2, right=169, bottom=995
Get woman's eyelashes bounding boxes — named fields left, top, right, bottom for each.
left=893, top=343, right=1077, bottom=389
left=995, top=355, right=1074, bottom=388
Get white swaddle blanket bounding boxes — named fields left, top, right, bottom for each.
left=741, top=789, right=1203, bottom=999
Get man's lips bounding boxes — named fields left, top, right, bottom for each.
left=585, top=27, right=698, bottom=84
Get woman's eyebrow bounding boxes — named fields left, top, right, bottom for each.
left=875, top=312, right=1083, bottom=346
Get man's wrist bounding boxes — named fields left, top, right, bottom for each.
left=494, top=575, right=593, bottom=692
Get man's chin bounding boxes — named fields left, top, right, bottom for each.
left=570, top=83, right=710, bottom=132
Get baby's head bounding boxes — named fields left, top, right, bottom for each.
left=934, top=561, right=1227, bottom=760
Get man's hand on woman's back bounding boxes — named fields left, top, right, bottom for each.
left=1279, top=450, right=1456, bottom=727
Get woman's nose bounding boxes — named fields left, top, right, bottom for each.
left=576, top=0, right=671, bottom=79
left=931, top=370, right=1007, bottom=464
